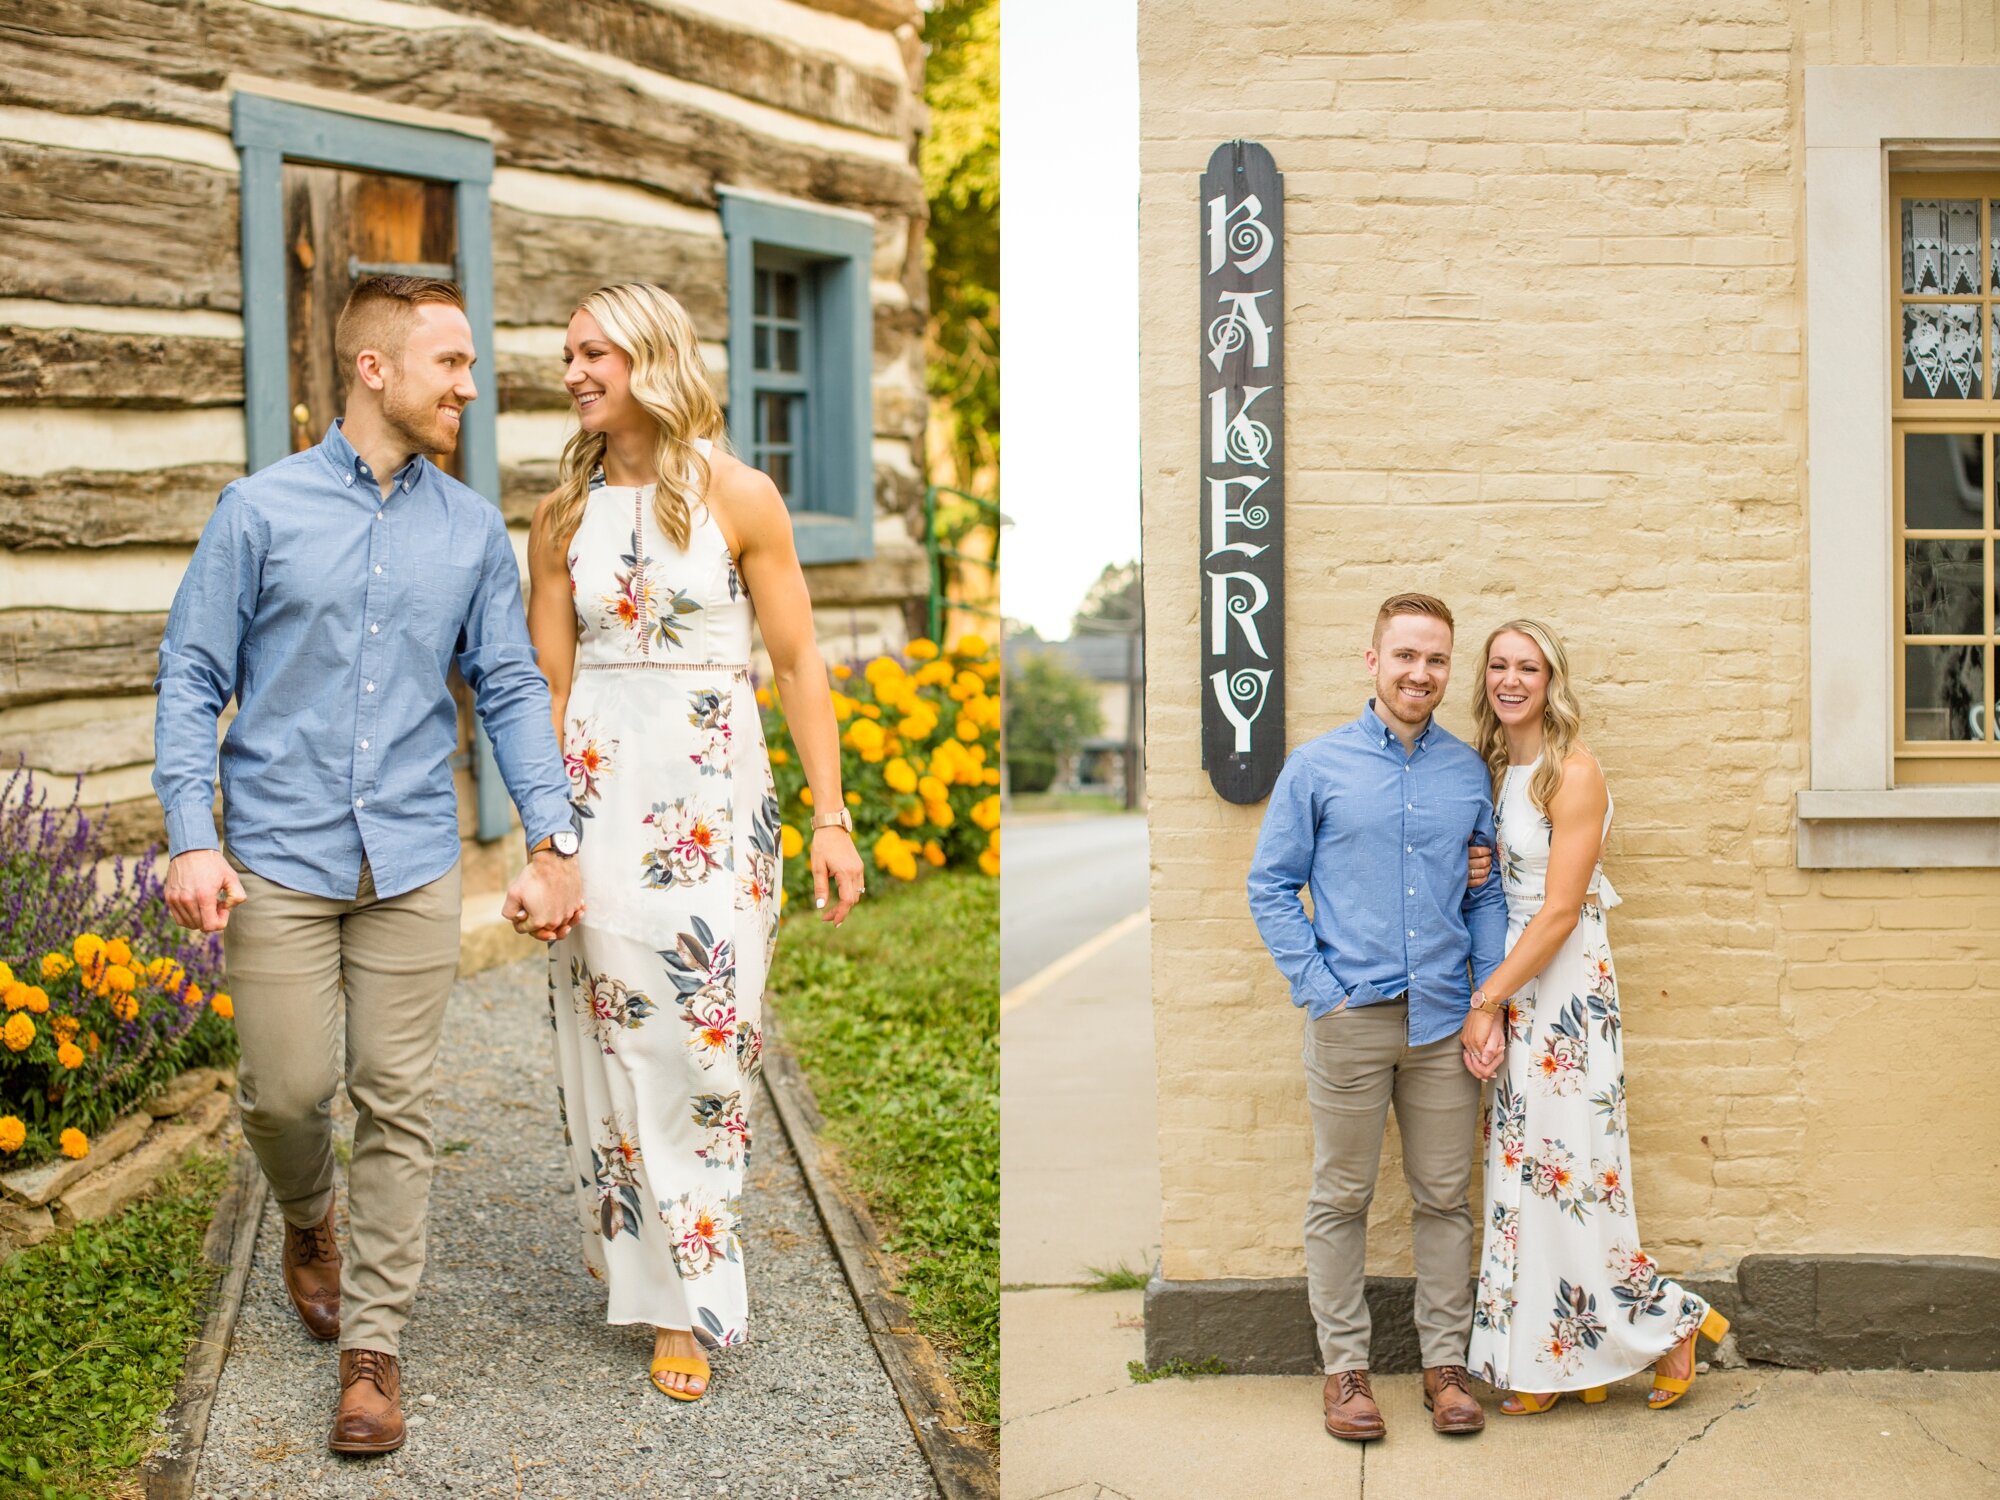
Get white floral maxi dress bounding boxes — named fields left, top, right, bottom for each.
left=548, top=451, right=782, bottom=1348
left=1466, top=760, right=1711, bottom=1391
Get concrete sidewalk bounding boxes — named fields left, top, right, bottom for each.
left=998, top=918, right=2000, bottom=1499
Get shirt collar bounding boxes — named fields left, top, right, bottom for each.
left=322, top=420, right=428, bottom=493
left=1362, top=698, right=1435, bottom=753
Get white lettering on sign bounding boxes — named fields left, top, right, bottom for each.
left=1208, top=386, right=1273, bottom=469
left=1210, top=666, right=1272, bottom=753
left=1209, top=569, right=1271, bottom=660
left=1205, top=475, right=1270, bottom=560
left=1207, top=192, right=1273, bottom=276
left=1207, top=288, right=1274, bottom=371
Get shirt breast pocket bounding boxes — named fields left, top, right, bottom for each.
left=411, top=562, right=480, bottom=648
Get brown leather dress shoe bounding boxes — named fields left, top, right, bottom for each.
left=1423, top=1364, right=1486, bottom=1434
left=1323, top=1368, right=1386, bottom=1442
left=282, top=1204, right=341, bottom=1341
left=329, top=1349, right=405, bottom=1455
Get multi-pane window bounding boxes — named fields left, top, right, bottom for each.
left=1893, top=175, right=2000, bottom=782
left=751, top=260, right=813, bottom=511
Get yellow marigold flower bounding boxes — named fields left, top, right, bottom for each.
left=104, top=938, right=132, bottom=967
left=906, top=638, right=939, bottom=660
left=956, top=717, right=980, bottom=742
left=56, top=1041, right=83, bottom=1070
left=799, top=787, right=815, bottom=808
left=952, top=633, right=991, bottom=658
left=110, top=993, right=138, bottom=1023
left=863, top=656, right=904, bottom=688
left=917, top=775, right=949, bottom=804
left=845, top=791, right=860, bottom=807
left=59, top=1128, right=88, bottom=1160
left=922, top=840, right=946, bottom=867
left=891, top=853, right=919, bottom=881
left=831, top=663, right=853, bottom=680
left=953, top=671, right=984, bottom=701
left=40, top=953, right=73, bottom=981
left=917, top=661, right=954, bottom=687
left=769, top=747, right=790, bottom=765
left=983, top=767, right=1002, bottom=785
left=884, top=758, right=918, bottom=794
left=51, top=1015, right=79, bottom=1042
left=897, top=713, right=938, bottom=743
left=0, top=1116, right=22, bottom=1152
left=872, top=829, right=907, bottom=861
left=979, top=659, right=1001, bottom=680
left=86, top=1030, right=100, bottom=1055
left=967, top=744, right=988, bottom=765
left=973, top=795, right=1001, bottom=831
left=2, top=1013, right=33, bottom=1051
left=1, top=983, right=26, bottom=1012
left=978, top=847, right=1000, bottom=877
left=831, top=693, right=855, bottom=723
left=858, top=703, right=882, bottom=721
left=24, top=987, right=47, bottom=1015
left=895, top=804, right=926, bottom=828
left=755, top=687, right=772, bottom=708
left=184, top=984, right=203, bottom=1009
left=210, top=992, right=234, bottom=1020
left=926, top=801, right=955, bottom=829
left=0, top=962, right=11, bottom=989
left=780, top=825, right=804, bottom=859
left=73, top=934, right=105, bottom=968
left=105, top=965, right=137, bottom=995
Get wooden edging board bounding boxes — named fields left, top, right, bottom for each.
left=142, top=1147, right=270, bottom=1500
left=758, top=1035, right=998, bottom=1500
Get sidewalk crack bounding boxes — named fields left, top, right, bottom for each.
left=1619, top=1385, right=1764, bottom=1498
left=1908, top=1407, right=2000, bottom=1477
left=1002, top=1383, right=1130, bottom=1424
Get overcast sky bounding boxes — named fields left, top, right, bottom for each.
left=999, top=0, right=1140, bottom=640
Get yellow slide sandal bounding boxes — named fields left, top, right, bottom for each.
left=650, top=1354, right=712, bottom=1402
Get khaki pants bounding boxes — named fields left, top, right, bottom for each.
left=1302, top=1000, right=1480, bottom=1372
left=223, top=856, right=462, bottom=1356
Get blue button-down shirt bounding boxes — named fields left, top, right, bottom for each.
left=152, top=423, right=575, bottom=900
left=1246, top=702, right=1508, bottom=1046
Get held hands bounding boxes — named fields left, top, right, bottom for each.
left=1461, top=1004, right=1506, bottom=1080
left=502, top=850, right=585, bottom=941
left=1467, top=838, right=1494, bottom=888
left=165, top=850, right=248, bottom=933
left=812, top=826, right=865, bottom=927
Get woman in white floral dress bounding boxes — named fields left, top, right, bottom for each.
left=523, top=284, right=864, bottom=1402
left=1460, top=620, right=1728, bottom=1413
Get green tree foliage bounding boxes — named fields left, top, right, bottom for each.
left=1005, top=650, right=1102, bottom=794
left=1072, top=560, right=1144, bottom=634
left=923, top=0, right=998, bottom=497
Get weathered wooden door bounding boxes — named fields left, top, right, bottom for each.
left=283, top=163, right=463, bottom=480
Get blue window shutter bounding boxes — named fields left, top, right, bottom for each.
left=719, top=191, right=876, bottom=564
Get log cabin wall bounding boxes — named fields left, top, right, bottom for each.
left=0, top=0, right=932, bottom=877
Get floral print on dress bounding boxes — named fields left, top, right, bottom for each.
left=641, top=797, right=733, bottom=889
left=738, top=785, right=782, bottom=918
left=572, top=958, right=657, bottom=1054
left=603, top=516, right=705, bottom=653
left=687, top=689, right=732, bottom=776
left=591, top=1116, right=645, bottom=1241
left=1467, top=759, right=1714, bottom=1391
left=565, top=718, right=618, bottom=817
left=692, top=1090, right=749, bottom=1170
left=661, top=1191, right=741, bottom=1278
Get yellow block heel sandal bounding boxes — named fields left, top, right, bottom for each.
left=1499, top=1386, right=1606, bottom=1415
left=1649, top=1308, right=1730, bottom=1410
left=650, top=1355, right=712, bottom=1402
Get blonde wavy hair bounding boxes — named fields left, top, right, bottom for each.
left=545, top=282, right=727, bottom=551
left=1472, top=618, right=1584, bottom=815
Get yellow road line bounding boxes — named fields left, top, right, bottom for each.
left=1000, top=907, right=1150, bottom=1015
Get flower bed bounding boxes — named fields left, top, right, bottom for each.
left=758, top=634, right=1003, bottom=901
left=0, top=769, right=236, bottom=1171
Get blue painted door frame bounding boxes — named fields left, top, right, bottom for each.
left=232, top=93, right=512, bottom=841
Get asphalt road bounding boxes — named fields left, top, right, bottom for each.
left=1000, top=813, right=1150, bottom=990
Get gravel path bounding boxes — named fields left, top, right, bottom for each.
left=193, top=958, right=938, bottom=1499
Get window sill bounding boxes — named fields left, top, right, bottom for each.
left=1796, top=787, right=2000, bottom=867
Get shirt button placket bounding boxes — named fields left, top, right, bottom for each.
left=358, top=501, right=384, bottom=832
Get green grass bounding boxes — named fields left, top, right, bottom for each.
left=769, top=869, right=997, bottom=1439
left=1082, top=1260, right=1149, bottom=1292
left=1127, top=1356, right=1228, bottom=1384
left=0, top=1149, right=231, bottom=1500
left=1007, top=791, right=1134, bottom=816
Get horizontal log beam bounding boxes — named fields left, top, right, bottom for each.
left=802, top=0, right=923, bottom=32
left=492, top=206, right=728, bottom=331
left=0, top=326, right=243, bottom=408
left=1, top=2, right=923, bottom=217
left=0, top=143, right=239, bottom=312
left=428, top=0, right=907, bottom=138
left=0, top=465, right=237, bottom=550
left=0, top=610, right=166, bottom=709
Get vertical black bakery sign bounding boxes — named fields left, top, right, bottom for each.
left=1200, top=141, right=1283, bottom=803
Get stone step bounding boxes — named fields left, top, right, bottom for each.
left=0, top=1109, right=151, bottom=1206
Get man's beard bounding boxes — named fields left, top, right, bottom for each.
left=380, top=374, right=457, bottom=457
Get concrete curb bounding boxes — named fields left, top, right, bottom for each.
left=760, top=1034, right=998, bottom=1500
left=143, top=1147, right=269, bottom=1500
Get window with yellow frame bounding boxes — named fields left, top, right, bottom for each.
left=1892, top=174, right=2000, bottom=783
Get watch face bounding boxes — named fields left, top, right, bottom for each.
left=553, top=830, right=580, bottom=856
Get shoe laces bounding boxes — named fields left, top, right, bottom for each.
left=1336, top=1369, right=1374, bottom=1402
left=345, top=1349, right=395, bottom=1394
left=291, top=1220, right=337, bottom=1264
left=1431, top=1364, right=1471, bottom=1395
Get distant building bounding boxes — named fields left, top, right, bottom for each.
left=1006, top=630, right=1145, bottom=795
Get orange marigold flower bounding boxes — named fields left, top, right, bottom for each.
left=2, top=1013, right=33, bottom=1051
left=884, top=758, right=918, bottom=794
left=85, top=1030, right=100, bottom=1054
left=951, top=633, right=990, bottom=658
left=972, top=795, right=1001, bottom=831
left=210, top=992, right=234, bottom=1020
left=51, top=1015, right=79, bottom=1042
left=0, top=962, right=11, bottom=989
left=23, top=987, right=47, bottom=1015
left=780, top=825, right=804, bottom=859
left=110, top=993, right=138, bottom=1023
left=831, top=663, right=853, bottom=680
left=922, top=840, right=946, bottom=867
left=104, top=938, right=132, bottom=967
left=104, top=965, right=137, bottom=995
left=926, top=801, right=955, bottom=829
left=845, top=791, right=860, bottom=807
left=956, top=717, right=980, bottom=742
left=978, top=847, right=1000, bottom=877
left=56, top=1041, right=83, bottom=1070
left=72, top=934, right=106, bottom=968
left=798, top=787, right=815, bottom=809
left=40, top=953, right=73, bottom=981
left=0, top=1116, right=23, bottom=1153
left=184, top=984, right=203, bottom=1009
left=895, top=804, right=926, bottom=828
left=1, top=983, right=27, bottom=1012
left=59, top=1128, right=88, bottom=1160
left=769, top=747, right=790, bottom=765
left=906, top=638, right=939, bottom=660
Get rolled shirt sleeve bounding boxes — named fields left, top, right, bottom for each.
left=1246, top=751, right=1349, bottom=1015
left=152, top=486, right=264, bottom=857
left=456, top=509, right=576, bottom=851
left=1463, top=794, right=1509, bottom=990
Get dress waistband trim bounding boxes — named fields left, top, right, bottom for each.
left=575, top=661, right=751, bottom=675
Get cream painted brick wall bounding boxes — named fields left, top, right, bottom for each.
left=1140, top=0, right=2000, bottom=1285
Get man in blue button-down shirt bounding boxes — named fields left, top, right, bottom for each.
left=1247, top=592, right=1508, bottom=1442
left=152, top=277, right=579, bottom=1454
